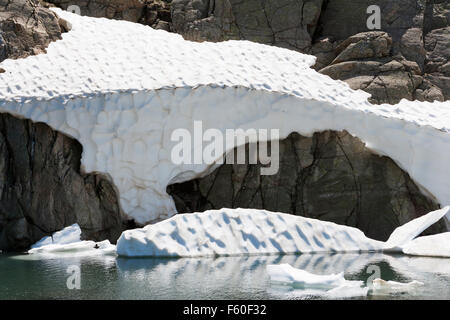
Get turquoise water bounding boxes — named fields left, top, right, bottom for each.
left=0, top=253, right=449, bottom=300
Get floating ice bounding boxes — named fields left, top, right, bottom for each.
left=266, top=263, right=364, bottom=289
left=372, top=278, right=424, bottom=293
left=0, top=9, right=449, bottom=227
left=28, top=240, right=116, bottom=258
left=266, top=263, right=368, bottom=298
left=31, top=224, right=81, bottom=249
left=28, top=225, right=116, bottom=258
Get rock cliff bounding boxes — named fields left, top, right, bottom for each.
left=0, top=113, right=125, bottom=251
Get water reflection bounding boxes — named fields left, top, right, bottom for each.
left=1, top=253, right=449, bottom=299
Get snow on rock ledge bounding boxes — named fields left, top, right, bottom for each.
left=0, top=9, right=449, bottom=225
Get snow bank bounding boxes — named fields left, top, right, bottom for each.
left=27, top=206, right=449, bottom=259
left=0, top=9, right=449, bottom=226
left=31, top=224, right=81, bottom=249
left=116, top=208, right=385, bottom=257
left=116, top=207, right=449, bottom=257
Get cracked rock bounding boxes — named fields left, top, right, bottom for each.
left=171, top=0, right=323, bottom=52
left=0, top=0, right=68, bottom=63
left=167, top=131, right=446, bottom=242
left=331, top=32, right=392, bottom=65
left=0, top=114, right=125, bottom=252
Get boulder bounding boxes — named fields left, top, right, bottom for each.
left=320, top=57, right=424, bottom=104
left=332, top=31, right=392, bottom=65
left=400, top=28, right=426, bottom=70
left=0, top=0, right=67, bottom=63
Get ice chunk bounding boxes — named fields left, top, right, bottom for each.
left=28, top=240, right=97, bottom=254
left=31, top=224, right=81, bottom=249
left=372, top=278, right=424, bottom=293
left=29, top=226, right=116, bottom=258
left=266, top=263, right=364, bottom=289
left=28, top=240, right=116, bottom=258
left=401, top=232, right=450, bottom=258
left=384, top=206, right=450, bottom=251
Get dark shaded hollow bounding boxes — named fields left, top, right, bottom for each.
left=167, top=130, right=446, bottom=241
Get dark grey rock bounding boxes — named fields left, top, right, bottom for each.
left=171, top=0, right=323, bottom=52
left=166, top=0, right=449, bottom=104
left=318, top=0, right=423, bottom=43
left=43, top=0, right=173, bottom=29
left=0, top=114, right=125, bottom=252
left=167, top=131, right=445, bottom=241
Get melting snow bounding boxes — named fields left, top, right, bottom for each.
left=0, top=10, right=448, bottom=226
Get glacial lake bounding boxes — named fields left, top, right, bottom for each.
left=0, top=253, right=449, bottom=300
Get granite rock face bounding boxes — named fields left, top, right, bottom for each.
left=167, top=0, right=449, bottom=104
left=42, top=0, right=145, bottom=22
left=0, top=114, right=125, bottom=252
left=167, top=131, right=446, bottom=241
left=42, top=0, right=449, bottom=103
left=424, top=26, right=450, bottom=100
left=171, top=0, right=323, bottom=51
left=310, top=0, right=448, bottom=104
left=0, top=0, right=68, bottom=63
left=42, top=0, right=172, bottom=30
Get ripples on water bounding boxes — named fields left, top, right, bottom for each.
left=0, top=253, right=449, bottom=300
